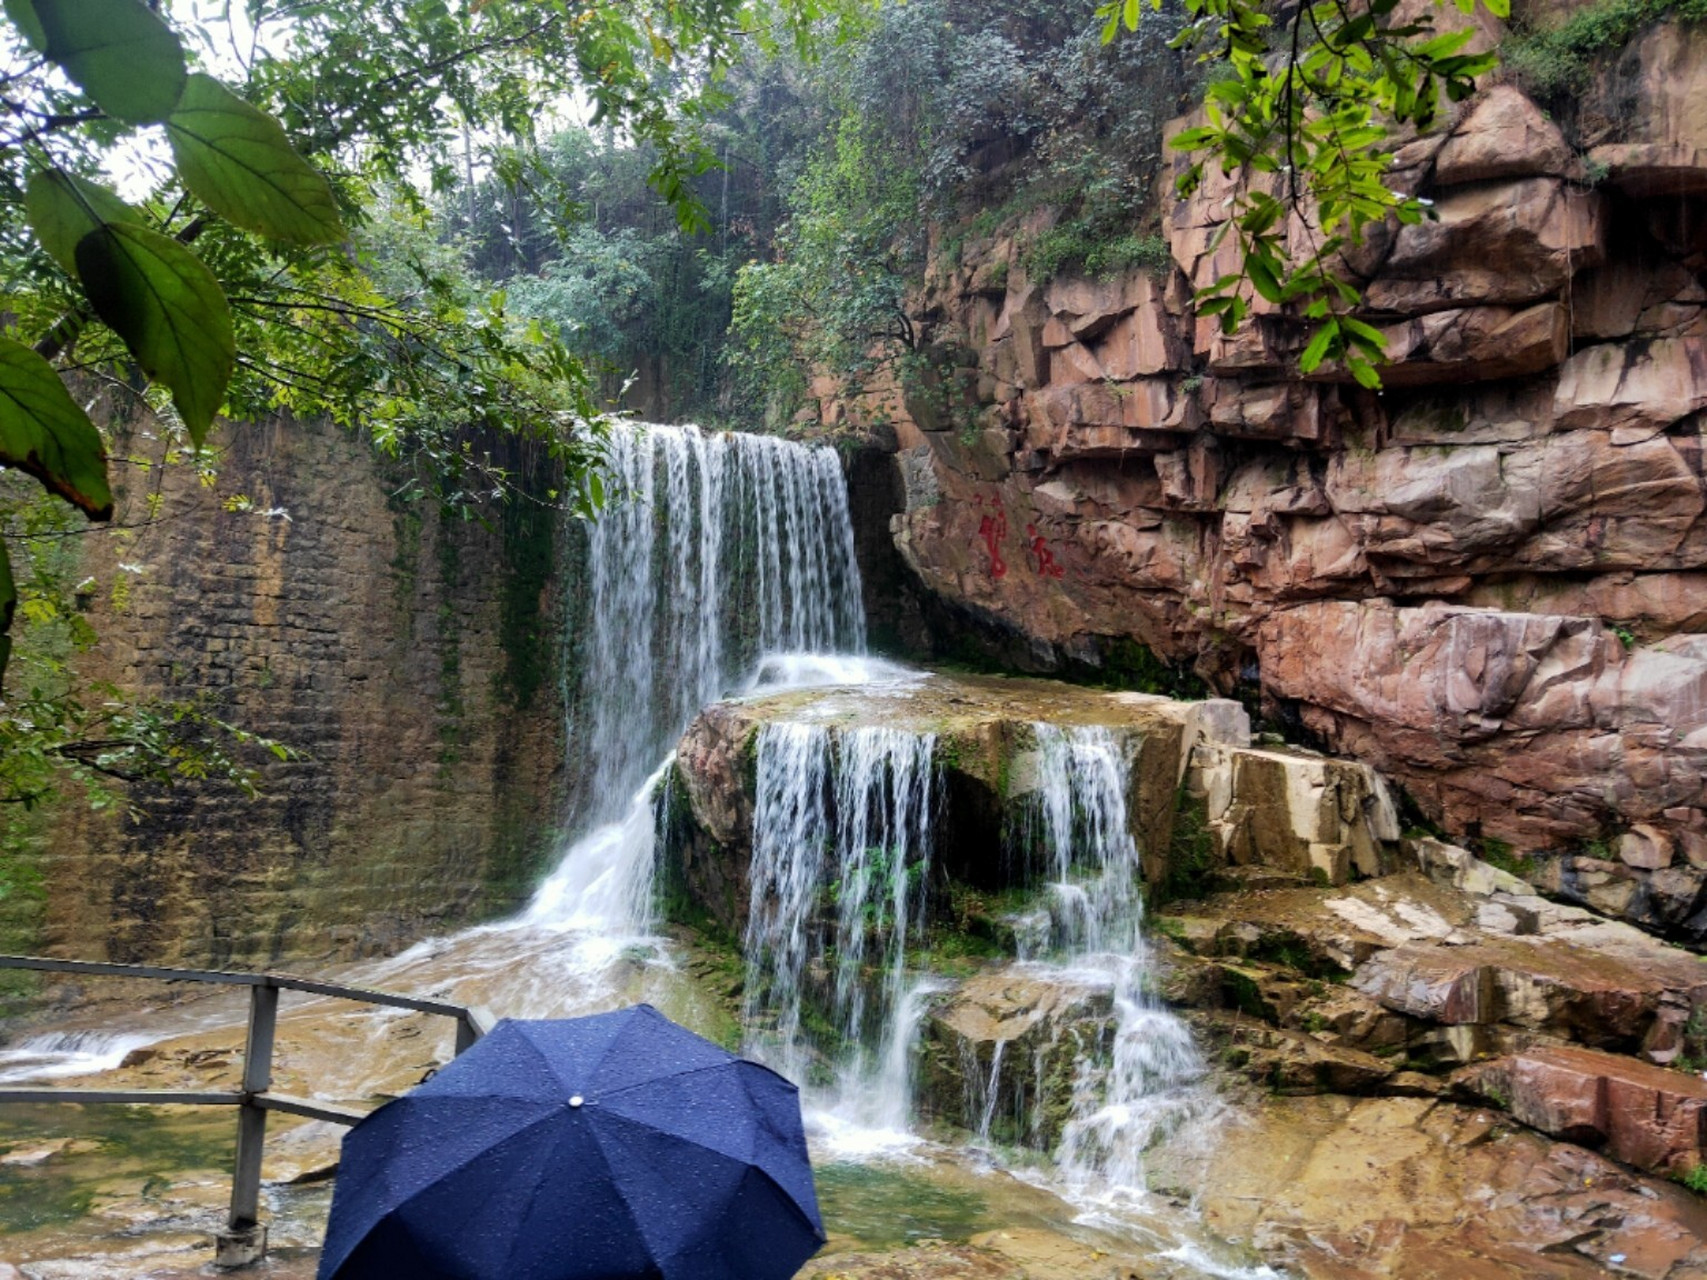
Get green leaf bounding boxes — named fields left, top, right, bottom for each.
left=1340, top=315, right=1388, bottom=347
left=1246, top=252, right=1284, bottom=304
left=0, top=336, right=114, bottom=518
left=75, top=223, right=234, bottom=446
left=23, top=169, right=143, bottom=277
left=165, top=74, right=345, bottom=245
left=3, top=0, right=186, bottom=124
left=1349, top=355, right=1384, bottom=389
left=1299, top=319, right=1339, bottom=374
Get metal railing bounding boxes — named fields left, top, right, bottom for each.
left=0, top=954, right=494, bottom=1269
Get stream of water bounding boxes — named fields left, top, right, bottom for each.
left=0, top=423, right=1274, bottom=1278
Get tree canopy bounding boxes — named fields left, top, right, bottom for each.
left=0, top=0, right=864, bottom=806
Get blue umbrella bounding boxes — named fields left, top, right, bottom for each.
left=316, top=1004, right=825, bottom=1280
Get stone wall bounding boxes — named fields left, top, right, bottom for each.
left=825, top=17, right=1707, bottom=929
left=13, top=410, right=569, bottom=971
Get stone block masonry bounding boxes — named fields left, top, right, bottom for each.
left=24, top=411, right=567, bottom=971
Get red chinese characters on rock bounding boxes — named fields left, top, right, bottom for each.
left=969, top=493, right=1068, bottom=583
left=1027, top=525, right=1066, bottom=579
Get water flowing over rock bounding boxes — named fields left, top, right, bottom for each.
left=567, top=424, right=866, bottom=825
left=521, top=425, right=870, bottom=943
left=673, top=678, right=1263, bottom=1188
left=1027, top=726, right=1206, bottom=1204
left=741, top=721, right=937, bottom=1137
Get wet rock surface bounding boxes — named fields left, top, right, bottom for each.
left=670, top=675, right=1253, bottom=936
left=1150, top=1092, right=1707, bottom=1280
left=9, top=410, right=569, bottom=975
left=672, top=670, right=1707, bottom=1273
left=822, top=19, right=1707, bottom=899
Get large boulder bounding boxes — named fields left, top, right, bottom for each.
left=1257, top=602, right=1707, bottom=895
left=666, top=672, right=1253, bottom=935
left=917, top=966, right=1112, bottom=1150
left=1467, top=1045, right=1707, bottom=1176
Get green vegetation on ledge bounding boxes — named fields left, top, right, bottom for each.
left=1504, top=0, right=1707, bottom=98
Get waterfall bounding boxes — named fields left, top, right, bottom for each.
left=742, top=722, right=937, bottom=1143
left=567, top=424, right=865, bottom=829
left=1021, top=724, right=1206, bottom=1203
left=522, top=424, right=866, bottom=938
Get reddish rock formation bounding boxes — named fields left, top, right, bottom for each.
left=827, top=19, right=1707, bottom=927
left=1469, top=1044, right=1707, bottom=1176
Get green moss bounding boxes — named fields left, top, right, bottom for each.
left=1504, top=0, right=1707, bottom=99
left=1477, top=837, right=1535, bottom=879
left=1152, top=916, right=1188, bottom=942
left=388, top=503, right=423, bottom=617
left=655, top=766, right=741, bottom=948
left=1248, top=936, right=1350, bottom=983
left=1023, top=224, right=1171, bottom=283
left=1069, top=636, right=1208, bottom=699
left=0, top=816, right=49, bottom=1013
left=1156, top=786, right=1221, bottom=906
left=497, top=481, right=557, bottom=710
left=433, top=513, right=467, bottom=770
left=1678, top=1164, right=1707, bottom=1196
left=1221, top=969, right=1271, bottom=1021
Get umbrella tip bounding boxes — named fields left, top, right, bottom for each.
left=570, top=1095, right=584, bottom=1108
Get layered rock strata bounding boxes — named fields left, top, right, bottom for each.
left=11, top=412, right=568, bottom=971
left=826, top=19, right=1707, bottom=903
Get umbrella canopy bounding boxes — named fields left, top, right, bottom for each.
left=317, top=1004, right=825, bottom=1280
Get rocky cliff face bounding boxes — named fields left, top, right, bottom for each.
left=826, top=18, right=1707, bottom=937
left=13, top=411, right=568, bottom=971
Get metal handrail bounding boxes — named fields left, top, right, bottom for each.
left=0, top=953, right=494, bottom=1269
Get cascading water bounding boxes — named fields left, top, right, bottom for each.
left=1, top=422, right=1274, bottom=1279
left=741, top=722, right=938, bottom=1146
left=372, top=423, right=876, bottom=1022
left=1018, top=725, right=1207, bottom=1205
left=565, top=424, right=865, bottom=831
left=508, top=424, right=866, bottom=945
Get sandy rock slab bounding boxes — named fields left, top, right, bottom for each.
left=1148, top=1093, right=1707, bottom=1280
left=800, top=1228, right=1207, bottom=1280
left=799, top=1242, right=1025, bottom=1280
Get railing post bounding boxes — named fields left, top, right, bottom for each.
left=216, top=980, right=277, bottom=1269
left=454, top=1006, right=493, bottom=1057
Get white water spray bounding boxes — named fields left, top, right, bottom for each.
left=566, top=424, right=865, bottom=830
left=1020, top=724, right=1207, bottom=1205
left=741, top=722, right=938, bottom=1147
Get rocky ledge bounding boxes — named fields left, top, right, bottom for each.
left=668, top=670, right=1399, bottom=937
left=821, top=13, right=1707, bottom=930
left=669, top=673, right=1707, bottom=1277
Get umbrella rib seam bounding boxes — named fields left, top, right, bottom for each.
left=583, top=1107, right=672, bottom=1272
left=597, top=1060, right=750, bottom=1100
